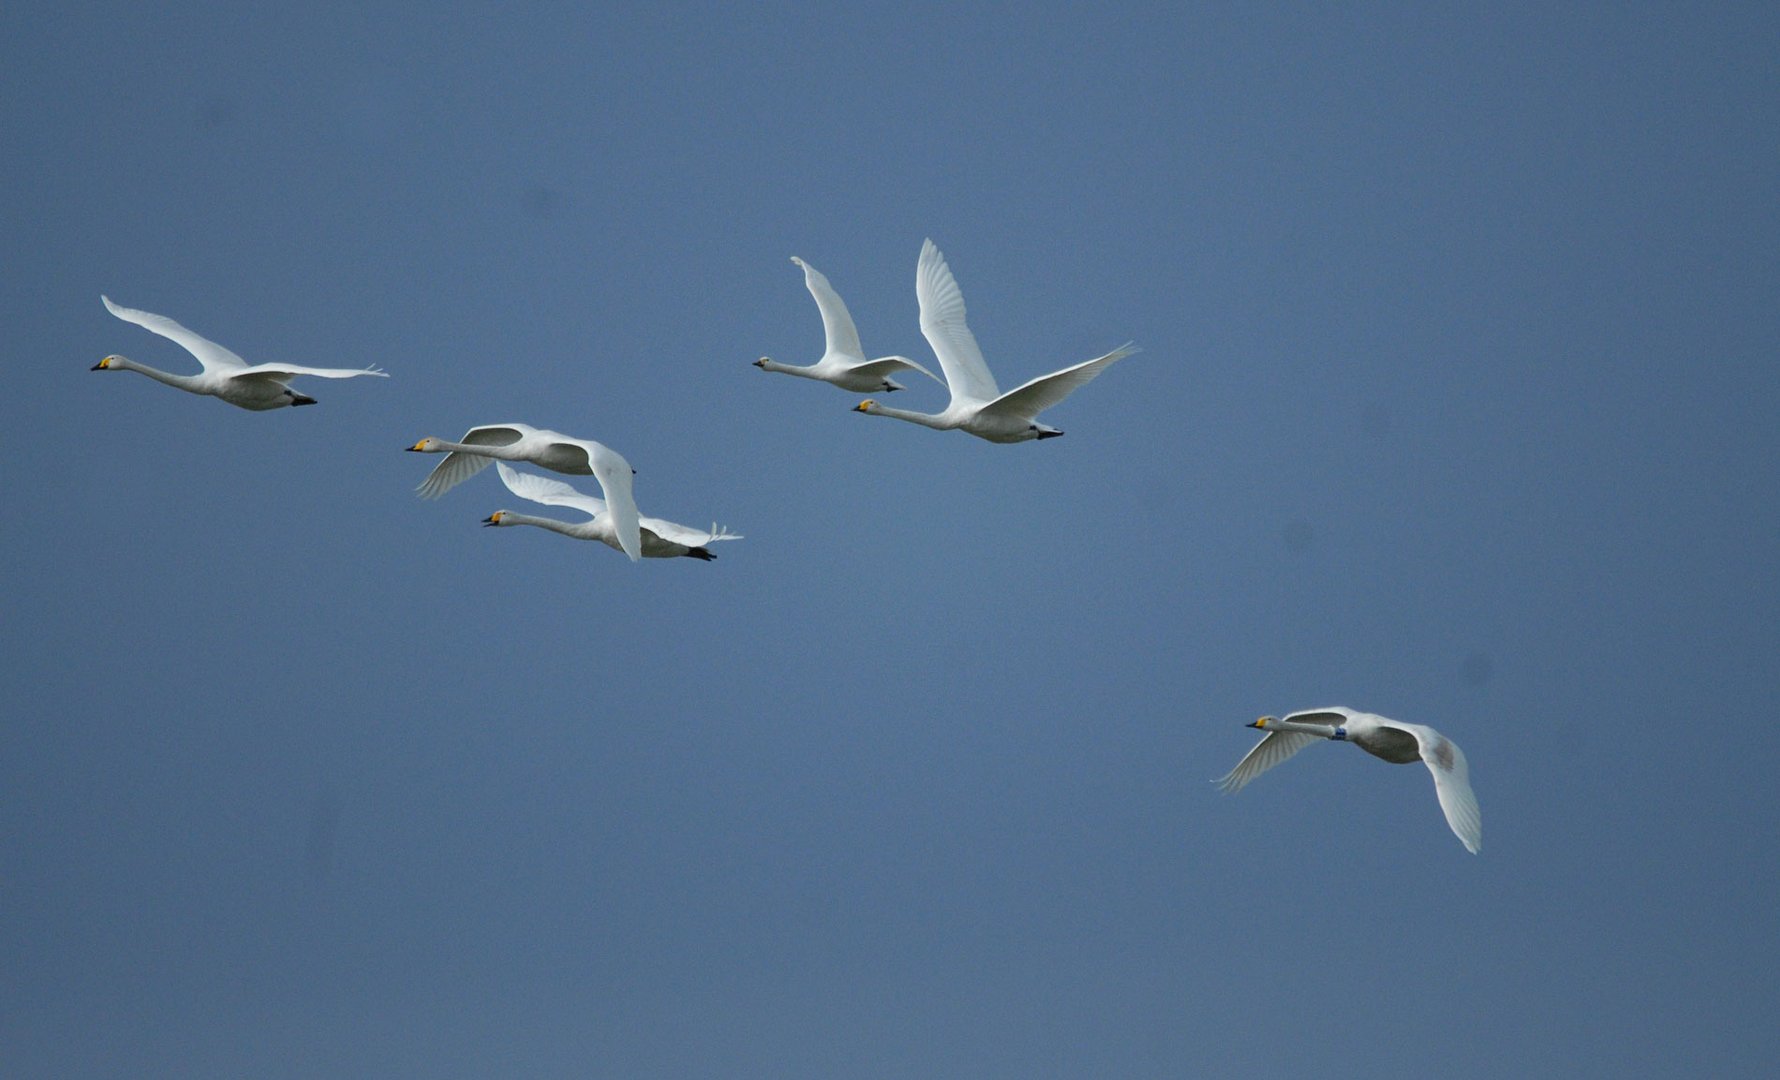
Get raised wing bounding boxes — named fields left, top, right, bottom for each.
left=979, top=342, right=1138, bottom=422
left=793, top=257, right=864, bottom=361
left=1403, top=724, right=1482, bottom=854
left=415, top=424, right=530, bottom=500
left=851, top=355, right=946, bottom=386
left=916, top=239, right=999, bottom=405
left=231, top=363, right=388, bottom=382
left=581, top=440, right=641, bottom=562
left=1216, top=729, right=1323, bottom=794
left=495, top=462, right=604, bottom=518
left=102, top=295, right=248, bottom=372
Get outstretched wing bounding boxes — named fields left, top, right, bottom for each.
left=851, top=355, right=946, bottom=386
left=1402, top=723, right=1482, bottom=854
left=978, top=342, right=1138, bottom=422
left=638, top=515, right=742, bottom=547
left=495, top=462, right=605, bottom=518
left=102, top=295, right=248, bottom=372
left=793, top=257, right=865, bottom=361
left=231, top=363, right=388, bottom=382
left=415, top=424, right=530, bottom=500
left=1215, top=729, right=1323, bottom=794
left=580, top=440, right=641, bottom=562
left=916, top=239, right=998, bottom=406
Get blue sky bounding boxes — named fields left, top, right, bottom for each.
left=4, top=3, right=1778, bottom=1076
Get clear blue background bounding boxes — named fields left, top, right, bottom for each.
left=5, top=3, right=1777, bottom=1076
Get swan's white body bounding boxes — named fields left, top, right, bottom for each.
left=853, top=239, right=1138, bottom=443
left=94, top=295, right=387, bottom=410
left=485, top=463, right=741, bottom=561
left=755, top=256, right=942, bottom=393
left=408, top=423, right=642, bottom=562
left=1217, top=706, right=1482, bottom=854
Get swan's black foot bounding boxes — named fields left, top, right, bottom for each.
left=290, top=395, right=318, bottom=406
left=685, top=547, right=716, bottom=561
left=1036, top=429, right=1064, bottom=439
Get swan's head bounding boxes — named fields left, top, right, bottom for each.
left=855, top=399, right=880, bottom=414
left=1249, top=716, right=1277, bottom=730
left=789, top=256, right=805, bottom=268
left=483, top=511, right=510, bottom=527
left=407, top=437, right=444, bottom=453
left=753, top=357, right=770, bottom=369
left=92, top=354, right=125, bottom=371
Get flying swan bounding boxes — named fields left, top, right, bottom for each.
left=1216, top=706, right=1482, bottom=853
left=483, top=462, right=741, bottom=562
left=94, top=295, right=387, bottom=410
left=754, top=256, right=942, bottom=393
left=407, top=423, right=642, bottom=562
left=852, top=239, right=1138, bottom=442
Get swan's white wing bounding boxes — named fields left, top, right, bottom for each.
left=231, top=363, right=388, bottom=381
left=579, top=440, right=641, bottom=562
left=494, top=462, right=605, bottom=518
left=1216, top=730, right=1323, bottom=794
left=637, top=515, right=742, bottom=546
left=916, top=239, right=999, bottom=405
left=978, top=343, right=1138, bottom=422
left=793, top=257, right=865, bottom=361
left=851, top=355, right=946, bottom=386
left=1386, top=720, right=1482, bottom=854
left=415, top=424, right=530, bottom=500
left=102, top=295, right=248, bottom=372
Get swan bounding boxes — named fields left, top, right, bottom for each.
left=407, top=423, right=642, bottom=562
left=754, top=256, right=942, bottom=393
left=1216, top=706, right=1482, bottom=854
left=94, top=295, right=387, bottom=410
left=483, top=462, right=741, bottom=562
left=852, top=239, right=1138, bottom=442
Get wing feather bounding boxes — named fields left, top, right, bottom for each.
left=102, top=295, right=248, bottom=372
left=850, top=355, right=946, bottom=386
left=582, top=441, right=641, bottom=562
left=1385, top=719, right=1483, bottom=854
left=415, top=425, right=529, bottom=500
left=494, top=462, right=605, bottom=518
left=231, top=363, right=388, bottom=381
left=979, top=343, right=1138, bottom=421
left=916, top=239, right=999, bottom=405
left=1215, top=730, right=1323, bottom=794
left=794, top=257, right=865, bottom=360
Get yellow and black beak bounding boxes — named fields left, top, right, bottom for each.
left=482, top=512, right=502, bottom=527
left=91, top=358, right=110, bottom=371
left=405, top=441, right=425, bottom=452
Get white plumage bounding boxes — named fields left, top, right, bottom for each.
left=94, top=296, right=387, bottom=410
left=852, top=239, right=1138, bottom=443
left=1217, top=706, right=1482, bottom=854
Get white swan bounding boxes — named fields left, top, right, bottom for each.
left=1216, top=706, right=1482, bottom=854
left=94, top=295, right=387, bottom=410
left=754, top=256, right=942, bottom=393
left=407, top=423, right=642, bottom=562
left=484, top=463, right=741, bottom=562
left=852, top=239, right=1138, bottom=442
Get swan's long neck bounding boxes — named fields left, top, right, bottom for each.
left=759, top=359, right=817, bottom=379
left=498, top=512, right=594, bottom=539
left=113, top=357, right=203, bottom=393
left=866, top=402, right=952, bottom=429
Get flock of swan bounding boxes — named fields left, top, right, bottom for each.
left=91, top=238, right=1482, bottom=852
